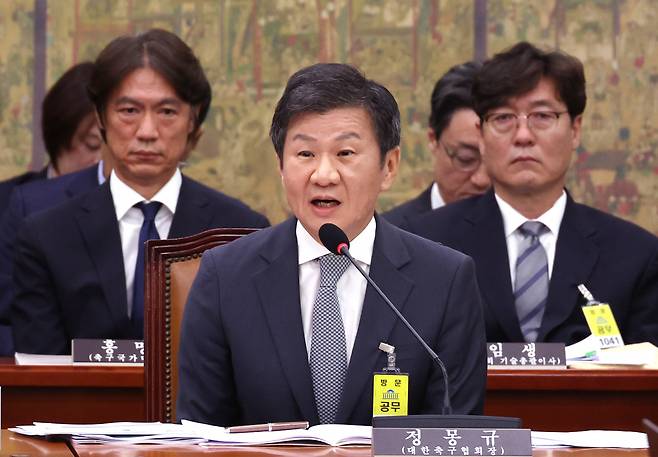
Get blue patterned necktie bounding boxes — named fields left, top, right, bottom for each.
left=514, top=221, right=549, bottom=342
left=309, top=254, right=352, bottom=424
left=131, top=201, right=162, bottom=337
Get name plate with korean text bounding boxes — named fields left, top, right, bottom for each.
left=487, top=342, right=566, bottom=369
left=72, top=339, right=144, bottom=365
left=373, top=427, right=532, bottom=457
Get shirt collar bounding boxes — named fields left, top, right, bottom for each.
left=97, top=160, right=106, bottom=185
left=495, top=190, right=567, bottom=237
left=110, top=168, right=182, bottom=220
left=430, top=181, right=445, bottom=210
left=296, top=216, right=377, bottom=266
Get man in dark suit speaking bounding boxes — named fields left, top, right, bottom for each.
left=177, top=63, right=486, bottom=426
left=408, top=42, right=658, bottom=345
left=11, top=29, right=269, bottom=355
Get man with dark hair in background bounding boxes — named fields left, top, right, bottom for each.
left=408, top=42, right=658, bottom=345
left=177, top=63, right=485, bottom=426
left=0, top=62, right=103, bottom=215
left=11, top=29, right=269, bottom=355
left=0, top=62, right=105, bottom=356
left=384, top=61, right=489, bottom=228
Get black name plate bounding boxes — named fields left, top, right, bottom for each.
left=72, top=339, right=144, bottom=365
left=373, top=427, right=532, bottom=456
left=487, top=342, right=566, bottom=369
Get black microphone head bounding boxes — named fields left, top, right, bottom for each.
left=319, top=223, right=350, bottom=255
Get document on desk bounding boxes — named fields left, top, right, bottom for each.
left=10, top=421, right=204, bottom=444
left=182, top=420, right=372, bottom=446
left=532, top=430, right=649, bottom=449
left=10, top=421, right=372, bottom=446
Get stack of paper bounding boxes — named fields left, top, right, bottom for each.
left=183, top=420, right=371, bottom=446
left=532, top=430, right=648, bottom=449
left=10, top=421, right=372, bottom=447
left=566, top=337, right=658, bottom=368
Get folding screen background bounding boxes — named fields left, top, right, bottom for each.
left=1, top=0, right=656, bottom=233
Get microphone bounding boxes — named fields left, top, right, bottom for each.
left=319, top=223, right=452, bottom=415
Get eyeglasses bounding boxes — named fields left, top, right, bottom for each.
left=484, top=111, right=568, bottom=135
left=440, top=141, right=481, bottom=173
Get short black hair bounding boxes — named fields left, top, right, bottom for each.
left=473, top=41, right=586, bottom=120
left=429, top=61, right=482, bottom=139
left=270, top=63, right=400, bottom=164
left=41, top=62, right=95, bottom=169
left=88, top=28, right=211, bottom=138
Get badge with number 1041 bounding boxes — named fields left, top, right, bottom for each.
left=582, top=303, right=624, bottom=349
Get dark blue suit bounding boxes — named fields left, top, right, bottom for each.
left=0, top=168, right=48, bottom=216
left=11, top=176, right=270, bottom=354
left=408, top=190, right=658, bottom=345
left=177, top=216, right=486, bottom=426
left=382, top=185, right=433, bottom=228
left=0, top=165, right=99, bottom=355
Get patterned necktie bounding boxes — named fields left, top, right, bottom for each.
left=514, top=221, right=549, bottom=342
left=132, top=201, right=162, bottom=337
left=309, top=254, right=352, bottom=424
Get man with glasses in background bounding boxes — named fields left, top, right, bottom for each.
left=384, top=61, right=489, bottom=228
left=407, top=42, right=658, bottom=345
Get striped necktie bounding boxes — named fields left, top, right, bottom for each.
left=514, top=221, right=549, bottom=342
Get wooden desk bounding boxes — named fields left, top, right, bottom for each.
left=0, top=358, right=143, bottom=428
left=71, top=442, right=650, bottom=457
left=486, top=369, right=658, bottom=432
left=1, top=430, right=73, bottom=456
left=2, top=357, right=657, bottom=433
left=0, top=431, right=651, bottom=457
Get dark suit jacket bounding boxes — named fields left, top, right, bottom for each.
left=11, top=176, right=270, bottom=354
left=408, top=190, right=658, bottom=345
left=0, top=168, right=48, bottom=215
left=0, top=165, right=100, bottom=355
left=177, top=216, right=486, bottom=426
left=382, top=185, right=433, bottom=228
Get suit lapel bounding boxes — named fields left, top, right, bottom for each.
left=466, top=192, right=524, bottom=341
left=336, top=217, right=413, bottom=423
left=74, top=183, right=128, bottom=326
left=254, top=219, right=319, bottom=423
left=169, top=176, right=213, bottom=238
left=539, top=196, right=599, bottom=339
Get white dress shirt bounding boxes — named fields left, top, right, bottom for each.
left=97, top=160, right=106, bottom=185
left=297, top=217, right=376, bottom=364
left=110, top=169, right=182, bottom=316
left=495, top=191, right=567, bottom=285
left=430, top=181, right=446, bottom=210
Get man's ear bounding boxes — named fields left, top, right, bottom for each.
left=95, top=109, right=107, bottom=143
left=380, top=146, right=401, bottom=192
left=186, top=128, right=204, bottom=157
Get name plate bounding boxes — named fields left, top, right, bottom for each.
left=487, top=342, right=566, bottom=369
left=72, top=339, right=144, bottom=365
left=373, top=427, right=532, bottom=457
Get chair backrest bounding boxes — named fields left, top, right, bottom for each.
left=144, top=227, right=259, bottom=422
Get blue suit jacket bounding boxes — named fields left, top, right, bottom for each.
left=0, top=168, right=48, bottom=216
left=11, top=176, right=270, bottom=354
left=177, top=216, right=486, bottom=426
left=0, top=165, right=99, bottom=354
left=408, top=190, right=658, bottom=345
left=382, top=185, right=433, bottom=228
